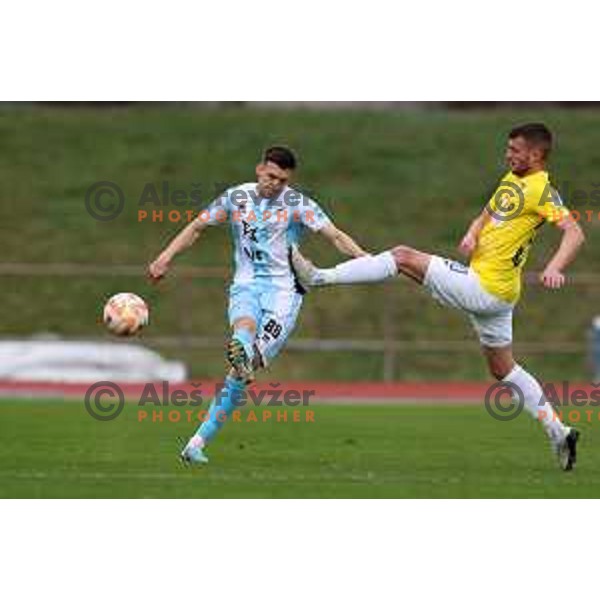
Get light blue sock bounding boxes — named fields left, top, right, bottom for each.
left=233, top=327, right=255, bottom=360
left=196, top=376, right=246, bottom=445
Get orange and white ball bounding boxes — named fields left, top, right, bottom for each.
left=103, top=293, right=149, bottom=336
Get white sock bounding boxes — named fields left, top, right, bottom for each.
left=504, top=364, right=566, bottom=441
left=315, top=251, right=398, bottom=285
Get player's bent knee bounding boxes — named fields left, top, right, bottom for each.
left=234, top=317, right=257, bottom=335
left=489, top=366, right=509, bottom=381
left=482, top=345, right=515, bottom=381
left=391, top=245, right=415, bottom=268
left=391, top=245, right=431, bottom=283
left=485, top=355, right=515, bottom=381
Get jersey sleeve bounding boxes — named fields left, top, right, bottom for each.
left=199, top=189, right=231, bottom=226
left=296, top=196, right=332, bottom=232
left=532, top=185, right=570, bottom=225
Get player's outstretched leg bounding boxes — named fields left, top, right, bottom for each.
left=181, top=374, right=247, bottom=466
left=487, top=348, right=579, bottom=471
left=291, top=245, right=432, bottom=288
left=291, top=245, right=397, bottom=287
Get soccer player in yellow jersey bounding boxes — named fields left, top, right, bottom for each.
left=292, top=123, right=586, bottom=471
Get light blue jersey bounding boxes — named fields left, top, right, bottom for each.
left=201, top=182, right=332, bottom=366
left=202, top=183, right=331, bottom=291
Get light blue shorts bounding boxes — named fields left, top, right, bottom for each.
left=228, top=283, right=304, bottom=365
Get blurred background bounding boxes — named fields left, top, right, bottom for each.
left=2, top=101, right=599, bottom=383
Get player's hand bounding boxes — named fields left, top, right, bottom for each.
left=458, top=233, right=478, bottom=258
left=147, top=256, right=171, bottom=282
left=540, top=268, right=566, bottom=290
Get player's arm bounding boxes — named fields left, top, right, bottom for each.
left=458, top=207, right=491, bottom=258
left=148, top=218, right=209, bottom=281
left=540, top=218, right=586, bottom=289
left=319, top=223, right=369, bottom=258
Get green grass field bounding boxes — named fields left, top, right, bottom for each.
left=1, top=399, right=597, bottom=498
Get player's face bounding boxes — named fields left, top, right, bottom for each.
left=256, top=162, right=292, bottom=199
left=505, top=136, right=542, bottom=176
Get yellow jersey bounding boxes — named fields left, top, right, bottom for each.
left=470, top=170, right=570, bottom=304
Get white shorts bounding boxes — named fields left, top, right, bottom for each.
left=423, top=256, right=514, bottom=348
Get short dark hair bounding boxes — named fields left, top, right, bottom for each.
left=509, top=123, right=553, bottom=157
left=263, top=146, right=297, bottom=170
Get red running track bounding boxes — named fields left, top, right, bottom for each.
left=0, top=380, right=598, bottom=404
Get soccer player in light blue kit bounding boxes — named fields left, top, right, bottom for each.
left=148, top=146, right=367, bottom=465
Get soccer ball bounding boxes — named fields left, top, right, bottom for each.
left=103, top=293, right=149, bottom=336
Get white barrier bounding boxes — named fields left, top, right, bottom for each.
left=0, top=340, right=187, bottom=383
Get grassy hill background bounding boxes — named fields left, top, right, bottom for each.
left=1, top=105, right=599, bottom=381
